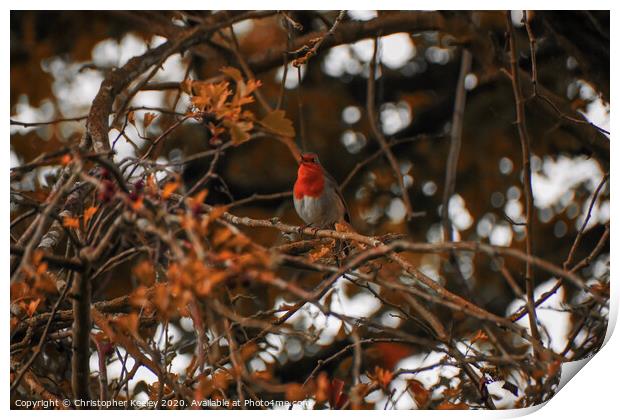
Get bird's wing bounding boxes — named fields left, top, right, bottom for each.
left=324, top=170, right=351, bottom=223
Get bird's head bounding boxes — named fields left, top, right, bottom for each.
left=299, top=152, right=320, bottom=167
left=298, top=152, right=323, bottom=177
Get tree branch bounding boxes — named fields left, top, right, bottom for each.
left=506, top=12, right=542, bottom=348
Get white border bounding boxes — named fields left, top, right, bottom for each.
left=4, top=2, right=616, bottom=418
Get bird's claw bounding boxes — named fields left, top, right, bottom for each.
left=297, top=223, right=311, bottom=236
left=297, top=223, right=321, bottom=238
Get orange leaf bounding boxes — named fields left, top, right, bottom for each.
left=252, top=370, right=272, bottom=381
left=471, top=329, right=489, bottom=344
left=437, top=401, right=469, bottom=410
left=63, top=216, right=80, bottom=229
left=191, top=189, right=209, bottom=207
left=11, top=317, right=18, bottom=332
left=83, top=206, right=98, bottom=225
left=229, top=121, right=253, bottom=145
left=212, top=228, right=233, bottom=247
left=35, top=261, right=48, bottom=275
left=143, top=112, right=157, bottom=129
left=131, top=196, right=144, bottom=211
left=329, top=378, right=347, bottom=409
left=133, top=260, right=156, bottom=286
left=589, top=282, right=610, bottom=297
left=180, top=79, right=193, bottom=95
left=314, top=372, right=330, bottom=404
left=370, top=366, right=393, bottom=389
left=374, top=342, right=413, bottom=370
left=531, top=369, right=545, bottom=380
left=32, top=249, right=44, bottom=265
left=127, top=110, right=136, bottom=126
left=60, top=154, right=72, bottom=166
left=285, top=383, right=307, bottom=402
left=242, top=79, right=262, bottom=97
left=115, top=313, right=140, bottom=336
left=146, top=174, right=158, bottom=195
left=26, top=298, right=41, bottom=317
left=212, top=370, right=233, bottom=390
left=260, top=110, right=295, bottom=137
left=547, top=360, right=562, bottom=377
left=408, top=379, right=430, bottom=408
left=207, top=206, right=228, bottom=223
left=162, top=181, right=180, bottom=199
left=309, top=244, right=331, bottom=262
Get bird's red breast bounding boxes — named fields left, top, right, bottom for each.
left=294, top=162, right=325, bottom=199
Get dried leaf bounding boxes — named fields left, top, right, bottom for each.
left=212, top=228, right=233, bottom=247
left=207, top=206, right=227, bottom=224
left=130, top=196, right=144, bottom=211
left=589, top=282, right=609, bottom=297
left=26, top=298, right=41, bottom=317
left=143, top=112, right=157, bottom=129
left=133, top=260, right=156, bottom=286
left=547, top=360, right=562, bottom=378
left=34, top=274, right=57, bottom=294
left=374, top=342, right=412, bottom=370
left=436, top=401, right=469, bottom=410
left=146, top=174, right=158, bottom=195
left=260, top=110, right=295, bottom=137
left=162, top=181, right=180, bottom=199
left=408, top=379, right=430, bottom=408
left=309, top=244, right=331, bottom=262
left=32, top=249, right=44, bottom=265
left=229, top=121, right=253, bottom=145
left=471, top=329, right=489, bottom=344
left=191, top=81, right=231, bottom=112
left=329, top=378, right=348, bottom=409
left=370, top=366, right=393, bottom=389
left=11, top=282, right=30, bottom=302
left=531, top=369, right=545, bottom=380
left=35, top=261, right=48, bottom=275
left=180, top=79, right=193, bottom=95
left=83, top=206, right=98, bottom=225
left=212, top=369, right=233, bottom=390
left=63, top=216, right=80, bottom=229
left=252, top=370, right=272, bottom=381
left=237, top=79, right=262, bottom=99
left=192, top=188, right=209, bottom=205
left=127, top=110, right=136, bottom=126
left=285, top=383, right=306, bottom=402
left=129, top=285, right=151, bottom=307
left=60, top=154, right=72, bottom=165
left=115, top=313, right=140, bottom=336
left=314, top=372, right=330, bottom=404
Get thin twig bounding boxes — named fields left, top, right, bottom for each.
left=10, top=273, right=74, bottom=393
left=441, top=49, right=472, bottom=241
left=523, top=11, right=538, bottom=96
left=506, top=12, right=542, bottom=347
left=367, top=38, right=414, bottom=220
